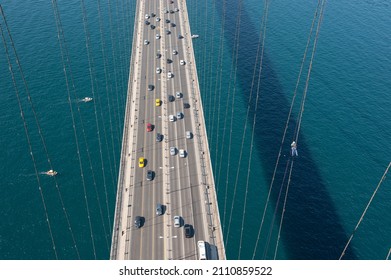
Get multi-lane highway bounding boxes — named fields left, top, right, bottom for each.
left=110, top=0, right=225, bottom=260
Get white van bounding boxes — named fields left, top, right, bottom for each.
left=197, top=241, right=207, bottom=260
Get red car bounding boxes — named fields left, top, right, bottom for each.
left=146, top=123, right=153, bottom=132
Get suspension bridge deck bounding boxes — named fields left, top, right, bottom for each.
left=110, top=0, right=225, bottom=260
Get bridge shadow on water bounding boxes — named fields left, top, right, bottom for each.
left=211, top=2, right=356, bottom=260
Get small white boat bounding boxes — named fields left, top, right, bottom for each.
left=191, top=34, right=199, bottom=39
left=81, top=97, right=93, bottom=102
left=45, top=170, right=57, bottom=176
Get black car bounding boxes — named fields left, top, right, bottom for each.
left=145, top=20, right=150, bottom=25
left=150, top=24, right=155, bottom=30
left=167, top=58, right=172, bottom=64
left=166, top=30, right=171, bottom=35
left=146, top=170, right=154, bottom=181
left=165, top=19, right=170, bottom=23
left=148, top=84, right=154, bottom=91
left=168, top=95, right=175, bottom=102
left=183, top=103, right=190, bottom=109
left=171, top=23, right=176, bottom=27
left=151, top=12, right=156, bottom=17
left=156, top=53, right=161, bottom=59
left=156, top=133, right=163, bottom=142
left=134, top=216, right=142, bottom=228
left=184, top=224, right=193, bottom=238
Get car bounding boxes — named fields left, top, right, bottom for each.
left=156, top=203, right=163, bottom=216
left=180, top=60, right=185, bottom=65
left=169, top=115, right=176, bottom=122
left=172, top=50, right=178, bottom=55
left=175, top=8, right=179, bottom=12
left=168, top=95, right=175, bottom=102
left=156, top=133, right=163, bottom=142
left=184, top=224, right=193, bottom=238
left=146, top=123, right=153, bottom=132
left=166, top=58, right=172, bottom=64
left=144, top=40, right=149, bottom=45
left=183, top=102, right=190, bottom=109
left=170, top=0, right=174, bottom=3
left=138, top=157, right=145, bottom=168
left=166, top=30, right=171, bottom=35
left=145, top=14, right=150, bottom=19
left=165, top=19, right=170, bottom=23
left=170, top=10, right=174, bottom=14
left=145, top=20, right=150, bottom=25
left=151, top=12, right=156, bottom=17
left=171, top=22, right=176, bottom=27
left=148, top=84, right=154, bottom=91
left=178, top=34, right=183, bottom=39
left=156, top=53, right=162, bottom=59
left=176, top=92, right=182, bottom=99
left=155, top=98, right=161, bottom=106
left=170, top=147, right=176, bottom=155
left=164, top=9, right=169, bottom=14
left=134, top=216, right=142, bottom=228
left=176, top=112, right=183, bottom=119
left=186, top=131, right=192, bottom=139
left=155, top=34, right=161, bottom=40
left=156, top=17, right=161, bottom=22
left=167, top=72, right=173, bottom=78
left=156, top=67, right=161, bottom=74
left=174, top=216, right=181, bottom=227
left=150, top=24, right=155, bottom=30
left=179, top=149, right=186, bottom=158
left=146, top=170, right=154, bottom=181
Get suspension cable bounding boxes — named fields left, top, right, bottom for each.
left=238, top=0, right=270, bottom=259
left=251, top=0, right=323, bottom=259
left=273, top=159, right=294, bottom=259
left=340, top=161, right=391, bottom=260
left=0, top=9, right=59, bottom=259
left=224, top=0, right=244, bottom=244
left=263, top=158, right=290, bottom=259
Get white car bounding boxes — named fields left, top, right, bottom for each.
left=145, top=14, right=150, bottom=19
left=174, top=216, right=181, bottom=227
left=176, top=112, right=183, bottom=119
left=168, top=72, right=173, bottom=78
left=144, top=40, right=149, bottom=45
left=169, top=115, right=176, bottom=122
left=170, top=147, right=176, bottom=156
left=156, top=67, right=162, bottom=74
left=175, top=92, right=182, bottom=99
left=156, top=17, right=161, bottom=22
left=180, top=60, right=186, bottom=65
left=179, top=149, right=186, bottom=158
left=155, top=34, right=161, bottom=40
left=172, top=50, right=178, bottom=55
left=186, top=131, right=192, bottom=139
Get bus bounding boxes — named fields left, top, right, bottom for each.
left=197, top=241, right=207, bottom=260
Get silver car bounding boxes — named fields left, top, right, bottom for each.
left=176, top=112, right=183, bottom=119
left=170, top=147, right=176, bottom=156
left=156, top=203, right=163, bottom=216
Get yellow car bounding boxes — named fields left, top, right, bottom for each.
left=138, top=157, right=145, bottom=168
left=155, top=98, right=161, bottom=107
